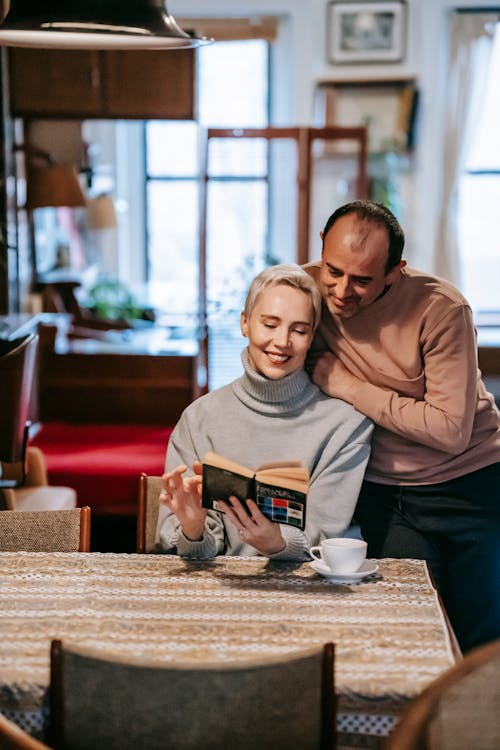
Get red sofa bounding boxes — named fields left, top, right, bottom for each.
left=30, top=422, right=173, bottom=516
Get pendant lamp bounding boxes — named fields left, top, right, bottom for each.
left=0, top=1, right=210, bottom=49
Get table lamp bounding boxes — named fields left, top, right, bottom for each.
left=14, top=143, right=86, bottom=210
left=26, top=164, right=86, bottom=210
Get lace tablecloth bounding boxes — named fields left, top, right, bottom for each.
left=0, top=553, right=457, bottom=748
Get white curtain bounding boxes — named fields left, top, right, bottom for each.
left=434, top=13, right=496, bottom=284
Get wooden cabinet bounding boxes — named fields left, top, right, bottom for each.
left=8, top=48, right=195, bottom=119
left=38, top=347, right=198, bottom=425
left=102, top=51, right=195, bottom=119
left=9, top=50, right=101, bottom=117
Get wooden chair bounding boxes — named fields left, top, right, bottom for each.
left=0, top=333, right=38, bottom=487
left=49, top=639, right=335, bottom=750
left=1, top=446, right=77, bottom=511
left=40, top=280, right=131, bottom=333
left=0, top=507, right=91, bottom=552
left=136, top=473, right=163, bottom=553
left=384, top=638, right=500, bottom=750
left=0, top=712, right=51, bottom=750
left=0, top=333, right=76, bottom=511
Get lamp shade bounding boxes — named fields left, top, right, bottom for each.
left=26, top=164, right=86, bottom=209
left=0, top=1, right=211, bottom=49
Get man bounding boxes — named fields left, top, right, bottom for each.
left=304, top=199, right=500, bottom=653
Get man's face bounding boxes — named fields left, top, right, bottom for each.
left=319, top=214, right=402, bottom=319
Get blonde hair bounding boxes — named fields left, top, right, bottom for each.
left=243, top=264, right=322, bottom=331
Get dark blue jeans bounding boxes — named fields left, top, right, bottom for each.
left=355, top=462, right=500, bottom=653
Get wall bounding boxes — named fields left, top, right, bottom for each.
left=10, top=0, right=499, bottom=298
left=172, top=0, right=500, bottom=273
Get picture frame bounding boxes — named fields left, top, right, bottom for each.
left=315, top=78, right=418, bottom=152
left=328, top=2, right=406, bottom=64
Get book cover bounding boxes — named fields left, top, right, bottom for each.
left=201, top=451, right=308, bottom=530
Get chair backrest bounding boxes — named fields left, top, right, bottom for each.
left=41, top=280, right=131, bottom=331
left=136, top=473, right=163, bottom=553
left=0, top=507, right=91, bottom=552
left=0, top=333, right=38, bottom=465
left=0, top=712, right=51, bottom=750
left=0, top=333, right=39, bottom=495
left=385, top=639, right=500, bottom=750
left=49, top=639, right=335, bottom=750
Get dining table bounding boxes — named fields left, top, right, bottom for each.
left=0, top=552, right=458, bottom=749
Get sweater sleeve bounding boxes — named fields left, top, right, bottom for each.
left=155, top=409, right=226, bottom=558
left=304, top=414, right=373, bottom=547
left=268, top=526, right=310, bottom=561
left=352, top=305, right=478, bottom=454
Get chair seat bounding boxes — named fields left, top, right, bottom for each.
left=4, top=485, right=77, bottom=511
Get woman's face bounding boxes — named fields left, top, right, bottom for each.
left=241, top=284, right=315, bottom=380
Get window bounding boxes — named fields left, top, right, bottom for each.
left=458, top=22, right=500, bottom=316
left=146, top=39, right=271, bottom=388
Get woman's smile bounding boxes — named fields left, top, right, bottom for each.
left=241, top=284, right=314, bottom=380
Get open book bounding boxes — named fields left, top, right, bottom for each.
left=201, top=451, right=309, bottom=530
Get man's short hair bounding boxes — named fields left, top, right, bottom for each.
left=322, top=200, right=405, bottom=273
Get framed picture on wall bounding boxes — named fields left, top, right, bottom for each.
left=328, top=2, right=406, bottom=64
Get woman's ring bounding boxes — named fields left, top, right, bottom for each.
left=239, top=528, right=246, bottom=538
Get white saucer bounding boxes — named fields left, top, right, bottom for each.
left=309, top=558, right=378, bottom=582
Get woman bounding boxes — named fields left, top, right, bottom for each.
left=156, top=264, right=372, bottom=559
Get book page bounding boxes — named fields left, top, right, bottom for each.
left=256, top=466, right=309, bottom=489
left=203, top=451, right=254, bottom=479
left=256, top=460, right=302, bottom=471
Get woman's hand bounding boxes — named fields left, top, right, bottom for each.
left=160, top=463, right=206, bottom=541
left=312, top=351, right=360, bottom=404
left=218, top=497, right=286, bottom=556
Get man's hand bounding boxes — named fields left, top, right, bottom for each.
left=160, top=463, right=206, bottom=541
left=312, top=351, right=360, bottom=404
left=218, top=497, right=286, bottom=556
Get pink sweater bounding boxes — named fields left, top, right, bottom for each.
left=305, top=263, right=500, bottom=485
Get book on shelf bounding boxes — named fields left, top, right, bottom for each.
left=201, top=451, right=309, bottom=530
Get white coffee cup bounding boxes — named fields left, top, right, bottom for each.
left=309, top=537, right=367, bottom=574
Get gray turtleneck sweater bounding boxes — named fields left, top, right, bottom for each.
left=156, top=349, right=373, bottom=560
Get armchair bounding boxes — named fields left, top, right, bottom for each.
left=1, top=446, right=76, bottom=511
